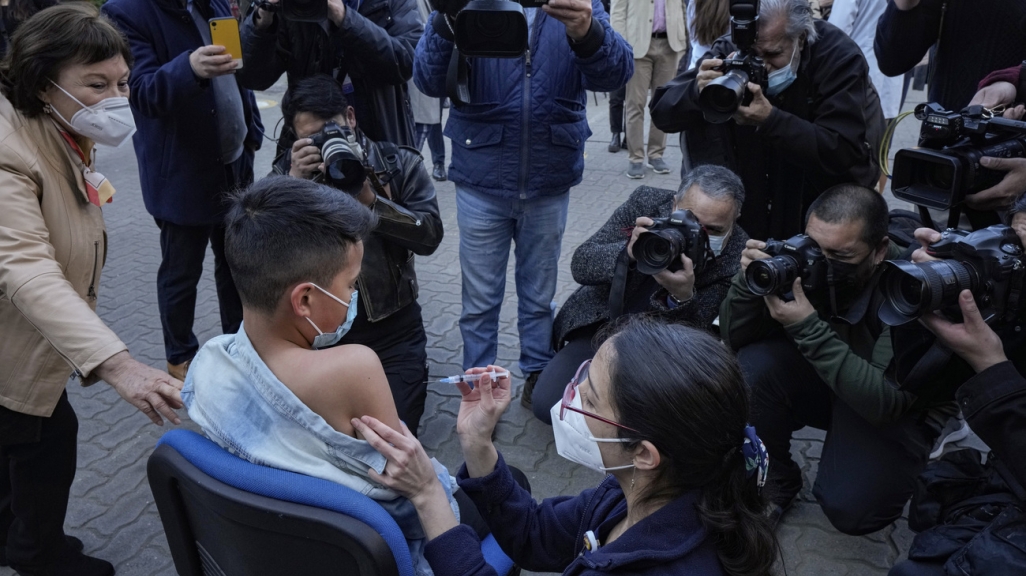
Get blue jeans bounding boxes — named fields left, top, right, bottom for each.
left=456, top=186, right=569, bottom=374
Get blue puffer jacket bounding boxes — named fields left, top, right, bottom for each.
left=413, top=3, right=632, bottom=199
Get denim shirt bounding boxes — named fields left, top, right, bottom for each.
left=181, top=325, right=458, bottom=576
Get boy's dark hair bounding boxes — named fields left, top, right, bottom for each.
left=224, top=176, right=376, bottom=314
left=807, top=184, right=890, bottom=249
left=0, top=3, right=133, bottom=117
left=281, top=74, right=349, bottom=130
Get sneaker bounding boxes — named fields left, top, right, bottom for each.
left=627, top=162, right=645, bottom=179
left=930, top=414, right=971, bottom=460
left=432, top=161, right=447, bottom=182
left=520, top=371, right=541, bottom=410
left=0, top=537, right=84, bottom=568
left=608, top=133, right=622, bottom=153
left=648, top=157, right=671, bottom=174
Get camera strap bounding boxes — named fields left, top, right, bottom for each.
left=607, top=247, right=631, bottom=321
left=446, top=49, right=471, bottom=106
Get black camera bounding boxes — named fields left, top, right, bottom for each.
left=699, top=0, right=768, bottom=124
left=745, top=234, right=828, bottom=297
left=278, top=0, right=326, bottom=22
left=452, top=0, right=539, bottom=58
left=634, top=210, right=710, bottom=275
left=891, top=103, right=1026, bottom=210
left=308, top=121, right=366, bottom=196
left=877, top=225, right=1025, bottom=327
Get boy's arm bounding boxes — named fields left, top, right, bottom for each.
left=301, top=344, right=403, bottom=435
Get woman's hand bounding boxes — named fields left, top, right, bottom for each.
left=456, top=366, right=509, bottom=478
left=95, top=351, right=182, bottom=426
left=351, top=416, right=459, bottom=539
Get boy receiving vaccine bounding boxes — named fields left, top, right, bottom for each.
left=181, top=176, right=456, bottom=576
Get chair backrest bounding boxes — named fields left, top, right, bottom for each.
left=148, top=429, right=410, bottom=576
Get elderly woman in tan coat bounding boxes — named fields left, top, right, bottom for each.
left=0, top=5, right=184, bottom=575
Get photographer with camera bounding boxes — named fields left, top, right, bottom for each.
left=273, top=74, right=443, bottom=435
left=650, top=0, right=884, bottom=241
left=238, top=0, right=421, bottom=152
left=720, top=184, right=958, bottom=533
left=413, top=0, right=632, bottom=408
left=529, top=166, right=749, bottom=424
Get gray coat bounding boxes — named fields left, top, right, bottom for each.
left=553, top=186, right=748, bottom=348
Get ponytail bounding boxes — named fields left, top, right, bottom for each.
left=698, top=454, right=777, bottom=576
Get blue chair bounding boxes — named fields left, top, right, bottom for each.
left=148, top=429, right=516, bottom=576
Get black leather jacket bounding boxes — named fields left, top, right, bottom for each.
left=237, top=0, right=421, bottom=150
left=274, top=138, right=443, bottom=322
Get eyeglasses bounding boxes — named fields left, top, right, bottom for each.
left=560, top=360, right=639, bottom=433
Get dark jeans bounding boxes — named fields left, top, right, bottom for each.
left=339, top=301, right=429, bottom=435
left=156, top=150, right=253, bottom=365
left=532, top=329, right=599, bottom=424
left=0, top=392, right=78, bottom=569
left=738, top=336, right=938, bottom=535
left=609, top=85, right=625, bottom=134
left=415, top=122, right=445, bottom=166
left=889, top=560, right=946, bottom=576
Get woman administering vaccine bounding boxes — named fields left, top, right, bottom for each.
left=353, top=317, right=778, bottom=576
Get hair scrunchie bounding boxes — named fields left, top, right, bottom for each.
left=742, top=424, right=769, bottom=490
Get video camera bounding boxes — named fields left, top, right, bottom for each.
left=633, top=210, right=711, bottom=275
left=891, top=103, right=1026, bottom=210
left=877, top=225, right=1025, bottom=327
left=308, top=121, right=366, bottom=196
left=744, top=234, right=828, bottom=298
left=699, top=0, right=768, bottom=124
left=449, top=0, right=547, bottom=58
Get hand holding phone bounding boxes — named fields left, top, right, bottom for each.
left=208, top=17, right=243, bottom=70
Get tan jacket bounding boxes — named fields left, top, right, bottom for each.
left=0, top=95, right=127, bottom=417
left=610, top=0, right=688, bottom=60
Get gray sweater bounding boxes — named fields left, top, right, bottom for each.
left=553, top=186, right=748, bottom=348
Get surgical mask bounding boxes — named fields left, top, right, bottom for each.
left=708, top=231, right=730, bottom=257
left=550, top=395, right=635, bottom=473
left=48, top=81, right=136, bottom=148
left=305, top=284, right=359, bottom=349
left=766, top=42, right=800, bottom=97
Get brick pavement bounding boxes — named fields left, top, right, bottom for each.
left=0, top=79, right=926, bottom=576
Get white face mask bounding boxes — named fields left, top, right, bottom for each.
left=550, top=394, right=635, bottom=473
left=708, top=230, right=731, bottom=257
left=48, top=81, right=136, bottom=148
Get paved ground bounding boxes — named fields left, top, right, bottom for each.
left=1, top=78, right=929, bottom=576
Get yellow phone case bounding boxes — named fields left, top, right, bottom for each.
left=208, top=17, right=243, bottom=69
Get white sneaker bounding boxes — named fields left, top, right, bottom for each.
left=929, top=414, right=971, bottom=460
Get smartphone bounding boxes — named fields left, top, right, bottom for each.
left=208, top=17, right=244, bottom=69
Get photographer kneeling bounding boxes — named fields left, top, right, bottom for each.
left=721, top=184, right=956, bottom=534
left=531, top=165, right=749, bottom=424
left=274, top=74, right=443, bottom=435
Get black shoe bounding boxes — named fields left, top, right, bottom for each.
left=432, top=162, right=447, bottom=181
left=520, top=371, right=541, bottom=410
left=1, top=536, right=84, bottom=567
left=11, top=540, right=111, bottom=576
left=608, top=133, right=622, bottom=153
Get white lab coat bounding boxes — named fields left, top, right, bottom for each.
left=829, top=0, right=903, bottom=118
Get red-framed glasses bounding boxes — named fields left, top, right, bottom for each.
left=560, top=360, right=639, bottom=433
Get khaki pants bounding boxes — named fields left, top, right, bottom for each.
left=626, top=37, right=682, bottom=163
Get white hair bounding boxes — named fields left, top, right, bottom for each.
left=759, top=0, right=818, bottom=45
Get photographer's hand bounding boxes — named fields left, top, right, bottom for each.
left=254, top=0, right=279, bottom=29
left=696, top=58, right=724, bottom=93
left=327, top=0, right=347, bottom=27
left=910, top=227, right=942, bottom=263
left=653, top=254, right=695, bottom=303
left=965, top=157, right=1026, bottom=211
left=894, top=0, right=920, bottom=9
left=920, top=290, right=1007, bottom=373
left=1013, top=211, right=1026, bottom=247
left=543, top=0, right=593, bottom=41
left=764, top=277, right=816, bottom=327
left=626, top=217, right=654, bottom=261
left=734, top=82, right=772, bottom=126
left=740, top=239, right=770, bottom=273
left=968, top=81, right=1017, bottom=110
left=189, top=46, right=238, bottom=79
left=288, top=139, right=324, bottom=179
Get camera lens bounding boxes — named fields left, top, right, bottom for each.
left=321, top=138, right=365, bottom=195
left=881, top=260, right=977, bottom=323
left=745, top=255, right=800, bottom=296
left=699, top=70, right=749, bottom=123
left=635, top=230, right=685, bottom=275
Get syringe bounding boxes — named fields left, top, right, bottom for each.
left=437, top=371, right=510, bottom=385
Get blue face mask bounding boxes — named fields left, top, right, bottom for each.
left=766, top=42, right=800, bottom=97
left=305, top=284, right=359, bottom=349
